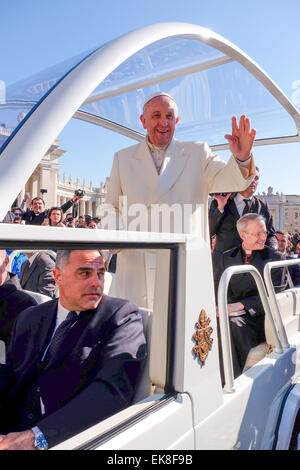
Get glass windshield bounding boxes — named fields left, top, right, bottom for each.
left=80, top=59, right=297, bottom=145
left=0, top=36, right=298, bottom=153
left=0, top=47, right=98, bottom=150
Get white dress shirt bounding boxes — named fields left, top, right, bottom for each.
left=27, top=252, right=39, bottom=265
left=234, top=192, right=253, bottom=217
left=41, top=301, right=78, bottom=361
left=146, top=136, right=168, bottom=174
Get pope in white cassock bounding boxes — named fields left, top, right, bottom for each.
left=103, top=92, right=256, bottom=309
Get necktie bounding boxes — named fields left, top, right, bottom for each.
left=44, top=310, right=77, bottom=363
left=242, top=198, right=250, bottom=215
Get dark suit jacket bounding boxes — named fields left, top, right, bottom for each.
left=20, top=252, right=57, bottom=298
left=209, top=194, right=277, bottom=254
left=108, top=253, right=117, bottom=274
left=214, top=245, right=287, bottom=316
left=0, top=273, right=37, bottom=348
left=0, top=295, right=146, bottom=447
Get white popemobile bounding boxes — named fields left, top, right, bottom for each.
left=0, top=23, right=299, bottom=450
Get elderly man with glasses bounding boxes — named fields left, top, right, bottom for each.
left=214, top=213, right=287, bottom=379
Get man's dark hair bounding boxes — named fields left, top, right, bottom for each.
left=31, top=197, right=45, bottom=205
left=55, top=250, right=72, bottom=270
left=55, top=250, right=104, bottom=270
left=12, top=207, right=24, bottom=215
left=275, top=230, right=285, bottom=236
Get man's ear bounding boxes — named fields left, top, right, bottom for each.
left=140, top=114, right=146, bottom=129
left=175, top=116, right=179, bottom=124
left=53, top=268, right=62, bottom=285
left=239, top=231, right=246, bottom=243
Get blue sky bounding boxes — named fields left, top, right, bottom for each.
left=1, top=0, right=300, bottom=194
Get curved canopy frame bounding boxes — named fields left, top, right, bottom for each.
left=0, top=22, right=299, bottom=218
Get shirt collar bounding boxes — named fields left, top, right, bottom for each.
left=236, top=192, right=253, bottom=202
left=57, top=301, right=79, bottom=327
left=146, top=135, right=169, bottom=153
left=28, top=252, right=39, bottom=265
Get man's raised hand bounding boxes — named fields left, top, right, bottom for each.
left=213, top=193, right=231, bottom=212
left=224, top=115, right=256, bottom=162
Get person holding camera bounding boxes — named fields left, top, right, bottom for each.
left=22, top=191, right=84, bottom=226
left=209, top=167, right=277, bottom=257
left=87, top=217, right=101, bottom=229
left=64, top=216, right=76, bottom=228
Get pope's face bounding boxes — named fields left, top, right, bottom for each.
left=53, top=250, right=105, bottom=311
left=140, top=96, right=179, bottom=148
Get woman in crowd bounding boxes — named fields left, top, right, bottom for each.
left=45, top=207, right=65, bottom=227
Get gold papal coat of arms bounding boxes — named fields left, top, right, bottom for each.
left=192, top=309, right=213, bottom=365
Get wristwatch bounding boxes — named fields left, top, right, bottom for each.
left=32, top=426, right=48, bottom=450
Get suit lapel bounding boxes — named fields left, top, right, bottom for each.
left=13, top=300, right=58, bottom=389
left=42, top=296, right=112, bottom=371
left=152, top=139, right=188, bottom=203
left=131, top=139, right=188, bottom=205
left=228, top=198, right=240, bottom=220
left=250, top=197, right=258, bottom=213
left=131, top=140, right=159, bottom=194
left=42, top=309, right=95, bottom=371
left=38, top=300, right=59, bottom=357
left=20, top=260, right=30, bottom=285
left=21, top=255, right=40, bottom=285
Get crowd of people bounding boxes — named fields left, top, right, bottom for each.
left=2, top=192, right=102, bottom=229
left=280, top=230, right=300, bottom=256
left=0, top=192, right=114, bottom=309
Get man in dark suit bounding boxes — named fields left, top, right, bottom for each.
left=209, top=167, right=277, bottom=256
left=214, top=214, right=286, bottom=380
left=0, top=250, right=37, bottom=350
left=20, top=252, right=57, bottom=298
left=0, top=249, right=146, bottom=450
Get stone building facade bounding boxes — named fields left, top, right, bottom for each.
left=258, top=187, right=300, bottom=233
left=0, top=120, right=108, bottom=217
